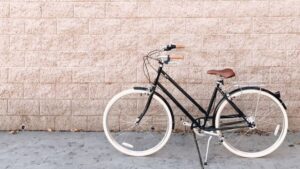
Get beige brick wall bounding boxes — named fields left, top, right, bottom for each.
left=0, top=0, right=299, bottom=131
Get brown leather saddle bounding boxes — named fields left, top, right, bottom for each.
left=207, top=68, right=235, bottom=79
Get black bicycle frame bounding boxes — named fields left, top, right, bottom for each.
left=140, top=63, right=252, bottom=131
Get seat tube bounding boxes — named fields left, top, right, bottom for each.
left=207, top=84, right=220, bottom=114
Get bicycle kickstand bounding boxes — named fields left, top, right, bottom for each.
left=192, top=131, right=205, bottom=169
left=204, top=136, right=212, bottom=165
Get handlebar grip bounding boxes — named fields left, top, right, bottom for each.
left=169, top=54, right=184, bottom=60
left=175, top=44, right=185, bottom=49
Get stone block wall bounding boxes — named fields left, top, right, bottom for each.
left=0, top=0, right=299, bottom=131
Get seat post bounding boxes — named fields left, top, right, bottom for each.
left=216, top=79, right=224, bottom=86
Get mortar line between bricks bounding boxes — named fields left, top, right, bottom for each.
left=6, top=16, right=300, bottom=19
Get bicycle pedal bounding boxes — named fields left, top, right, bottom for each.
left=218, top=137, right=224, bottom=144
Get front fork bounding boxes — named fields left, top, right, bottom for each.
left=136, top=64, right=164, bottom=124
left=135, top=88, right=155, bottom=124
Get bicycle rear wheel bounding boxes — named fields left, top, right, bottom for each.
left=103, top=88, right=173, bottom=156
left=215, top=87, right=288, bottom=158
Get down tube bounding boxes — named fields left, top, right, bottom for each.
left=157, top=82, right=201, bottom=128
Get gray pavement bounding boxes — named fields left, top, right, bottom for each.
left=0, top=131, right=299, bottom=169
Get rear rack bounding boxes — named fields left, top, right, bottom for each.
left=233, top=81, right=266, bottom=88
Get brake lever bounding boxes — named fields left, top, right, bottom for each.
left=163, top=44, right=176, bottom=51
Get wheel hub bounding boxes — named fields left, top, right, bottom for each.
left=247, top=116, right=256, bottom=129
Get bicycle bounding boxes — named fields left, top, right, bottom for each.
left=103, top=44, right=288, bottom=167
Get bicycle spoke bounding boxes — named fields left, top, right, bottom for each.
left=253, top=91, right=261, bottom=118
left=257, top=119, right=279, bottom=127
left=115, top=125, right=136, bottom=141
left=119, top=119, right=135, bottom=124
left=255, top=113, right=274, bottom=127
left=233, top=129, right=251, bottom=147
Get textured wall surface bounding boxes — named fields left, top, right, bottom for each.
left=0, top=0, right=299, bottom=131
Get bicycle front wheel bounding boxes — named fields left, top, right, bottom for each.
left=215, top=87, right=288, bottom=158
left=103, top=88, right=173, bottom=156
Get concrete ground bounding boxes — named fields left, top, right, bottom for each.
left=0, top=131, right=299, bottom=169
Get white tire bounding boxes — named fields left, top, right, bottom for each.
left=215, top=88, right=288, bottom=158
left=103, top=88, right=173, bottom=156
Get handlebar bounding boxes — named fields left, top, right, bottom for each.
left=145, top=44, right=185, bottom=64
left=163, top=44, right=185, bottom=51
